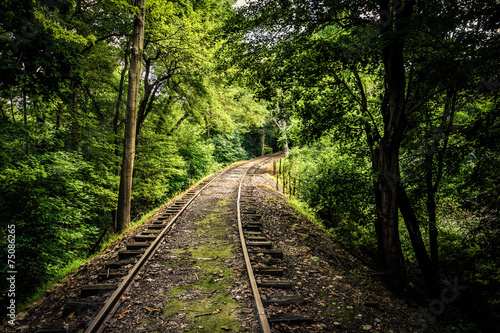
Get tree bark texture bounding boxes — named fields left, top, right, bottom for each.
left=374, top=0, right=416, bottom=293
left=116, top=0, right=145, bottom=233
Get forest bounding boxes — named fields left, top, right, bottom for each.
left=1, top=0, right=499, bottom=331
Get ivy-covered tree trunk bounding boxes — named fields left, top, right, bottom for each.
left=116, top=0, right=145, bottom=233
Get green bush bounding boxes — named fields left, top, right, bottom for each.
left=285, top=139, right=376, bottom=252
left=0, top=152, right=113, bottom=309
left=209, top=132, right=250, bottom=163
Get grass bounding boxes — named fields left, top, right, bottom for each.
left=262, top=180, right=328, bottom=234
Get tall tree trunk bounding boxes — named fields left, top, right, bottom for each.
left=9, top=97, right=16, bottom=123
left=261, top=124, right=266, bottom=156
left=116, top=0, right=145, bottom=233
left=377, top=140, right=407, bottom=293
left=425, top=158, right=439, bottom=270
left=113, top=47, right=129, bottom=231
left=378, top=29, right=408, bottom=294
left=372, top=0, right=418, bottom=294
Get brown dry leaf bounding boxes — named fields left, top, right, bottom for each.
left=55, top=311, right=63, bottom=318
left=118, top=310, right=132, bottom=319
left=221, top=326, right=230, bottom=331
left=212, top=308, right=221, bottom=314
left=67, top=312, right=75, bottom=319
left=144, top=306, right=156, bottom=312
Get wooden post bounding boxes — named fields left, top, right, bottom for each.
left=284, top=163, right=287, bottom=195
left=277, top=159, right=281, bottom=191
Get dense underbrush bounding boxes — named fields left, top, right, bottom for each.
left=278, top=139, right=500, bottom=332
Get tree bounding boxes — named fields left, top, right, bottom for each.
left=223, top=0, right=499, bottom=294
left=116, top=0, right=146, bottom=232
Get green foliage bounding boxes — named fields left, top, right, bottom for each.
left=176, top=126, right=220, bottom=180
left=0, top=151, right=113, bottom=307
left=264, top=146, right=273, bottom=155
left=284, top=138, right=376, bottom=252
left=209, top=132, right=251, bottom=164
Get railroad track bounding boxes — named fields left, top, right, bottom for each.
left=35, top=160, right=243, bottom=333
left=13, top=152, right=438, bottom=333
left=237, top=158, right=314, bottom=332
left=33, top=155, right=272, bottom=332
left=35, top=152, right=317, bottom=333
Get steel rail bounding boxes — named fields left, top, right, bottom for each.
left=237, top=158, right=273, bottom=333
left=84, top=164, right=241, bottom=333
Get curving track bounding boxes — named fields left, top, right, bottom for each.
left=36, top=152, right=320, bottom=333
left=36, top=154, right=276, bottom=333
left=14, top=152, right=438, bottom=333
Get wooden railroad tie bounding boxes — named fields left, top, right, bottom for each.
left=62, top=300, right=103, bottom=317
left=250, top=249, right=284, bottom=258
left=262, top=295, right=304, bottom=305
left=80, top=284, right=116, bottom=298
left=268, top=313, right=315, bottom=323
left=126, top=242, right=151, bottom=250
left=118, top=250, right=143, bottom=260
left=255, top=267, right=285, bottom=276
left=146, top=224, right=166, bottom=230
left=246, top=241, right=273, bottom=248
left=98, top=270, right=125, bottom=281
left=141, top=229, right=161, bottom=234
left=247, top=236, right=267, bottom=241
left=243, top=223, right=262, bottom=231
left=104, top=260, right=133, bottom=269
left=257, top=279, right=293, bottom=289
left=133, top=235, right=157, bottom=242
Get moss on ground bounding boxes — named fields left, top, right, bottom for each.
left=195, top=212, right=229, bottom=238
left=162, top=200, right=243, bottom=332
left=163, top=291, right=241, bottom=332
